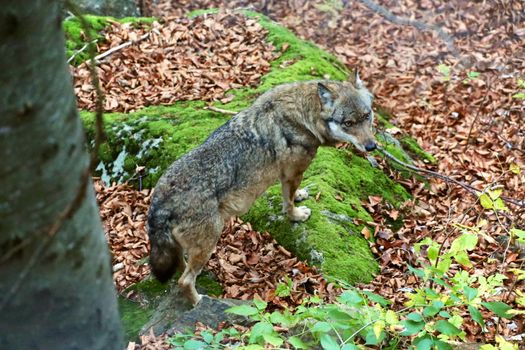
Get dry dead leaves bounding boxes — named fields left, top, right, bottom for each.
left=208, top=218, right=340, bottom=307
left=73, top=13, right=278, bottom=112
left=95, top=180, right=339, bottom=302
left=95, top=179, right=152, bottom=291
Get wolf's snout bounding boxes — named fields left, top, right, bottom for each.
left=364, top=140, right=377, bottom=152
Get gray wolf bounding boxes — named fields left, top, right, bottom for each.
left=147, top=72, right=376, bottom=305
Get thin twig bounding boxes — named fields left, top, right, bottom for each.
left=67, top=39, right=97, bottom=64
left=464, top=78, right=492, bottom=151
left=68, top=3, right=107, bottom=168
left=357, top=0, right=459, bottom=56
left=429, top=204, right=456, bottom=290
left=94, top=32, right=151, bottom=63
left=378, top=147, right=525, bottom=208
left=504, top=259, right=525, bottom=303
left=497, top=135, right=525, bottom=155
left=205, top=106, right=238, bottom=115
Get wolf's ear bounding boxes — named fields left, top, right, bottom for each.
left=318, top=82, right=334, bottom=109
left=350, top=70, right=364, bottom=89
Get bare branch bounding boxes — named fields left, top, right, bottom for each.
left=357, top=0, right=459, bottom=56
left=204, top=106, right=238, bottom=115
left=94, top=32, right=151, bottom=63
left=378, top=147, right=525, bottom=208
left=67, top=39, right=97, bottom=64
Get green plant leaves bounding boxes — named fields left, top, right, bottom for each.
left=479, top=190, right=508, bottom=211
left=249, top=321, right=281, bottom=345
left=481, top=301, right=513, bottom=319
left=320, top=334, right=340, bottom=350
left=338, top=290, right=364, bottom=306
left=464, top=286, right=478, bottom=302
left=434, top=320, right=461, bottom=336
left=362, top=290, right=391, bottom=306
left=312, top=321, right=332, bottom=334
left=450, top=233, right=478, bottom=253
left=226, top=304, right=259, bottom=316
left=288, top=336, right=308, bottom=349
left=253, top=298, right=268, bottom=311
left=423, top=301, right=444, bottom=317
left=400, top=319, right=425, bottom=336
left=182, top=339, right=207, bottom=350
left=468, top=305, right=485, bottom=327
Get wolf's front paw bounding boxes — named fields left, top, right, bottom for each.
left=294, top=188, right=309, bottom=202
left=289, top=206, right=311, bottom=222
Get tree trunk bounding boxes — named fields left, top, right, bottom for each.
left=0, top=1, right=123, bottom=349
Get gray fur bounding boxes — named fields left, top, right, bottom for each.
left=148, top=78, right=376, bottom=305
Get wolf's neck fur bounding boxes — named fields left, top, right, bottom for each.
left=250, top=81, right=326, bottom=146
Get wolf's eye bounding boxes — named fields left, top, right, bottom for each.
left=343, top=120, right=354, bottom=128
left=362, top=112, right=372, bottom=121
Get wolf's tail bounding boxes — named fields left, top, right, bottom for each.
left=147, top=210, right=183, bottom=283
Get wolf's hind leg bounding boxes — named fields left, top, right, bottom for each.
left=176, top=218, right=223, bottom=306
left=281, top=172, right=311, bottom=222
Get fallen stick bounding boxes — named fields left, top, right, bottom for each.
left=94, top=32, right=151, bottom=63
left=378, top=146, right=525, bottom=208
left=204, top=106, right=238, bottom=115
left=67, top=40, right=97, bottom=64
left=356, top=0, right=459, bottom=56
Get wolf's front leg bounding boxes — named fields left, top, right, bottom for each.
left=281, top=173, right=311, bottom=222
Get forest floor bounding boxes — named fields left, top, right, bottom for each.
left=74, top=0, right=525, bottom=348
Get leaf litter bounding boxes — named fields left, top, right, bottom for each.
left=73, top=13, right=278, bottom=112
left=79, top=2, right=525, bottom=348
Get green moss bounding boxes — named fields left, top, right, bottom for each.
left=375, top=113, right=396, bottom=130
left=81, top=102, right=229, bottom=187
left=128, top=278, right=169, bottom=301
left=243, top=147, right=410, bottom=284
left=118, top=274, right=221, bottom=340
left=196, top=272, right=224, bottom=297
left=118, top=297, right=154, bottom=341
left=400, top=135, right=436, bottom=164
left=63, top=15, right=155, bottom=66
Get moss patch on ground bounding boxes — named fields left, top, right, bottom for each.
left=243, top=147, right=410, bottom=284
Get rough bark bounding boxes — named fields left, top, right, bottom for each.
left=0, top=1, right=123, bottom=349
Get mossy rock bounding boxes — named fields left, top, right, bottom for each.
left=118, top=273, right=223, bottom=341
left=73, top=10, right=432, bottom=337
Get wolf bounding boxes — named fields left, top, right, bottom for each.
left=147, top=72, right=376, bottom=305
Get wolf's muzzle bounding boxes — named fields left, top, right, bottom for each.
left=364, top=141, right=377, bottom=152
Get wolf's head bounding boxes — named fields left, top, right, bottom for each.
left=317, top=72, right=376, bottom=152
